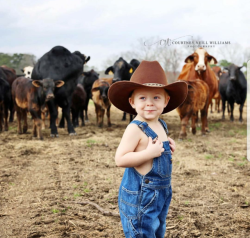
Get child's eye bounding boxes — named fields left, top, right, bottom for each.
left=154, top=96, right=160, bottom=99
left=140, top=97, right=145, bottom=100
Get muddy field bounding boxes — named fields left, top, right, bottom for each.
left=0, top=102, right=249, bottom=238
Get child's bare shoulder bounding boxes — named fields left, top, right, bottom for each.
left=123, top=123, right=143, bottom=139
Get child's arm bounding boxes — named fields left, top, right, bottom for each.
left=115, top=124, right=164, bottom=168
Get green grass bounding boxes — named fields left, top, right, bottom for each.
left=83, top=188, right=91, bottom=193
left=205, top=154, right=213, bottom=159
left=73, top=193, right=81, bottom=198
left=86, top=139, right=96, bottom=147
left=178, top=215, right=184, bottom=221
left=52, top=209, right=59, bottom=214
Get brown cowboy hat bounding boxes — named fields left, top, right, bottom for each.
left=108, top=60, right=188, bottom=115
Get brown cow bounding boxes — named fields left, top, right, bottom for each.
left=12, top=77, right=64, bottom=140
left=179, top=48, right=218, bottom=132
left=210, top=66, right=222, bottom=113
left=91, top=78, right=112, bottom=127
left=176, top=79, right=209, bottom=139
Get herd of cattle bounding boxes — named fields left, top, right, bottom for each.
left=0, top=46, right=247, bottom=140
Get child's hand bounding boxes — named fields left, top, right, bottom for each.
left=146, top=137, right=164, bottom=158
left=168, top=137, right=176, bottom=154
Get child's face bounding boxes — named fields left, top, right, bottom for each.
left=129, top=87, right=170, bottom=121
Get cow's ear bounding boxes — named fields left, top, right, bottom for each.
left=84, top=56, right=90, bottom=64
left=224, top=67, right=229, bottom=71
left=55, top=80, right=65, bottom=88
left=207, top=55, right=217, bottom=64
left=32, top=80, right=43, bottom=87
left=184, top=54, right=194, bottom=63
left=92, top=87, right=100, bottom=92
left=238, top=66, right=244, bottom=70
left=21, top=69, right=24, bottom=73
left=127, top=64, right=135, bottom=74
left=83, top=71, right=90, bottom=77
left=105, top=66, right=114, bottom=75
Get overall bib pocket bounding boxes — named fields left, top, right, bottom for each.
left=157, top=151, right=172, bottom=178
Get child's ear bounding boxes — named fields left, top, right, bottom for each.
left=165, top=96, right=170, bottom=107
left=129, top=97, right=135, bottom=109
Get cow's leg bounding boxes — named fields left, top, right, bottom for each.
left=30, top=109, right=43, bottom=140
left=47, top=100, right=59, bottom=137
left=3, top=103, right=9, bottom=131
left=100, top=108, right=105, bottom=127
left=200, top=108, right=207, bottom=135
left=217, top=98, right=220, bottom=113
left=179, top=114, right=191, bottom=140
left=71, top=108, right=77, bottom=128
left=9, top=97, right=14, bottom=122
left=80, top=109, right=85, bottom=126
left=210, top=100, right=213, bottom=113
left=62, top=105, right=76, bottom=135
left=122, top=112, right=126, bottom=121
left=41, top=111, right=46, bottom=130
left=23, top=111, right=28, bottom=133
left=59, top=110, right=65, bottom=128
left=107, top=105, right=111, bottom=127
left=229, top=101, right=234, bottom=122
left=85, top=97, right=90, bottom=121
left=191, top=112, right=198, bottom=135
left=94, top=103, right=99, bottom=125
left=16, top=109, right=22, bottom=134
left=239, top=103, right=244, bottom=122
left=32, top=119, right=37, bottom=138
left=222, top=99, right=226, bottom=120
left=56, top=105, right=59, bottom=126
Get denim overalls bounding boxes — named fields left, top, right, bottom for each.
left=118, top=118, right=172, bottom=238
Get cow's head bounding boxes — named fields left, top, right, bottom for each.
left=185, top=48, right=217, bottom=72
left=32, top=78, right=64, bottom=101
left=92, top=81, right=110, bottom=102
left=105, top=57, right=135, bottom=83
left=224, top=64, right=243, bottom=81
left=21, top=66, right=34, bottom=79
left=82, top=69, right=99, bottom=87
left=73, top=51, right=91, bottom=65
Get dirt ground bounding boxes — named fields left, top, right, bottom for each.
left=0, top=101, right=249, bottom=238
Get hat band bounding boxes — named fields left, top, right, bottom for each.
left=143, top=83, right=165, bottom=87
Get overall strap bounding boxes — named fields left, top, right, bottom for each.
left=158, top=118, right=169, bottom=135
left=130, top=120, right=158, bottom=140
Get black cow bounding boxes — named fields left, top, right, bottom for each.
left=82, top=69, right=99, bottom=121
left=105, top=57, right=140, bottom=121
left=0, top=74, right=11, bottom=132
left=71, top=82, right=87, bottom=127
left=31, top=46, right=90, bottom=137
left=0, top=66, right=18, bottom=122
left=219, top=64, right=247, bottom=122
left=12, top=77, right=64, bottom=139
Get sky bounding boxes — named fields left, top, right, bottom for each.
left=0, top=0, right=249, bottom=70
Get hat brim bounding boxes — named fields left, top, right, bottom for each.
left=108, top=81, right=188, bottom=115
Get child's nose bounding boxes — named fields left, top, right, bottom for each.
left=146, top=98, right=154, bottom=105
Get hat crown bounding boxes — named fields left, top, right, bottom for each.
left=130, top=60, right=168, bottom=85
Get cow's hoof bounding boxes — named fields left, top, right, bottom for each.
left=50, top=134, right=59, bottom=138
left=69, top=132, right=77, bottom=136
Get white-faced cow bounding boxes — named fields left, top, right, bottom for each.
left=179, top=48, right=218, bottom=133
left=22, top=66, right=34, bottom=79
